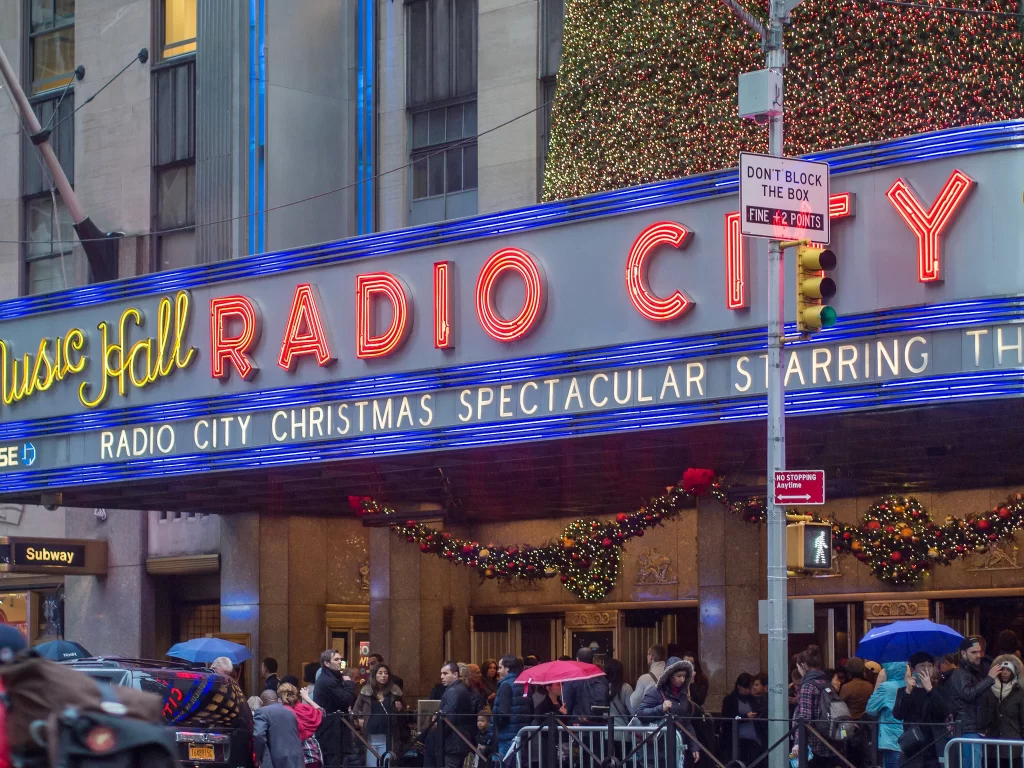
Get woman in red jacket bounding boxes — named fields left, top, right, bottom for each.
left=278, top=683, right=324, bottom=768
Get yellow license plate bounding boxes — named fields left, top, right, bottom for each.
left=188, top=745, right=216, bottom=761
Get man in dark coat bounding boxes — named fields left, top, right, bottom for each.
left=312, top=649, right=357, bottom=768
left=254, top=690, right=303, bottom=768
left=562, top=648, right=608, bottom=723
left=425, top=661, right=476, bottom=768
left=894, top=652, right=952, bottom=768
left=262, top=657, right=281, bottom=693
left=946, top=636, right=1000, bottom=768
left=491, top=655, right=533, bottom=759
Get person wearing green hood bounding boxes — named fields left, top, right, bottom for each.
left=867, top=661, right=908, bottom=768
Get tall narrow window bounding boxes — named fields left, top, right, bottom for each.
left=29, top=0, right=75, bottom=94
left=407, top=0, right=478, bottom=225
left=162, top=0, right=197, bottom=59
left=538, top=0, right=564, bottom=190
left=152, top=59, right=196, bottom=270
left=24, top=195, right=75, bottom=295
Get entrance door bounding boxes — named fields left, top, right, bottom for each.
left=568, top=630, right=614, bottom=668
left=563, top=610, right=619, bottom=668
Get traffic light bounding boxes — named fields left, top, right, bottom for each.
left=795, top=243, right=838, bottom=333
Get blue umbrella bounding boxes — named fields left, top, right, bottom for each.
left=34, top=639, right=90, bottom=661
left=166, top=638, right=252, bottom=665
left=856, top=619, right=964, bottom=663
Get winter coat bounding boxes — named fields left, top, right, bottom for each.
left=636, top=659, right=704, bottom=755
left=794, top=669, right=831, bottom=758
left=562, top=675, right=609, bottom=721
left=980, top=654, right=1024, bottom=740
left=866, top=662, right=907, bottom=752
left=254, top=703, right=304, bottom=768
left=945, top=659, right=995, bottom=734
left=893, top=684, right=953, bottom=768
left=630, top=660, right=666, bottom=714
left=427, top=680, right=476, bottom=757
left=491, top=673, right=534, bottom=754
left=353, top=682, right=405, bottom=747
left=312, top=668, right=356, bottom=715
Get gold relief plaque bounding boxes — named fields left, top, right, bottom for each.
left=565, top=610, right=617, bottom=628
left=864, top=599, right=928, bottom=623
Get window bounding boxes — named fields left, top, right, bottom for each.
left=162, top=0, right=197, bottom=59
left=24, top=194, right=74, bottom=295
left=538, top=0, right=564, bottom=189
left=29, top=0, right=75, bottom=94
left=411, top=102, right=477, bottom=199
left=407, top=0, right=477, bottom=107
left=407, top=0, right=478, bottom=224
left=152, top=59, right=196, bottom=269
left=22, top=94, right=74, bottom=193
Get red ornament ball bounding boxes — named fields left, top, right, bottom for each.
left=420, top=542, right=431, bottom=553
left=999, top=507, right=1011, bottom=519
left=842, top=531, right=852, bottom=540
left=560, top=575, right=568, bottom=584
left=462, top=544, right=475, bottom=555
left=866, top=521, right=881, bottom=531
left=890, top=551, right=903, bottom=563
left=885, top=526, right=896, bottom=534
left=602, top=538, right=613, bottom=548
left=616, top=513, right=628, bottom=523
left=977, top=519, right=992, bottom=531
left=635, top=529, right=645, bottom=537
left=444, top=551, right=454, bottom=559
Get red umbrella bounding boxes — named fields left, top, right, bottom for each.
left=515, top=660, right=604, bottom=686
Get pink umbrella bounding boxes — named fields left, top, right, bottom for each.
left=515, top=660, right=604, bottom=686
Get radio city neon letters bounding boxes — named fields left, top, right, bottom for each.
left=626, top=222, right=694, bottom=321
left=475, top=248, right=545, bottom=342
left=356, top=272, right=411, bottom=359
left=434, top=261, right=453, bottom=350
left=886, top=169, right=975, bottom=283
left=210, top=295, right=261, bottom=380
left=278, top=284, right=335, bottom=370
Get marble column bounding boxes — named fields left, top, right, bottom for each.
left=369, top=526, right=471, bottom=700
left=64, top=507, right=156, bottom=657
left=220, top=511, right=263, bottom=693
left=697, top=496, right=766, bottom=708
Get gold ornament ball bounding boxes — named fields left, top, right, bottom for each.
left=927, top=548, right=939, bottom=557
left=479, top=548, right=490, bottom=559
left=895, top=505, right=906, bottom=513
left=900, top=527, right=914, bottom=539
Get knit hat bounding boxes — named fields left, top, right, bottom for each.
left=909, top=651, right=934, bottom=668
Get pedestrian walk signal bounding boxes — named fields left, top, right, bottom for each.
left=795, top=243, right=838, bottom=334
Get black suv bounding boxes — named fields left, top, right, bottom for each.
left=67, top=658, right=254, bottom=768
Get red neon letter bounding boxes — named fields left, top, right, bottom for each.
left=356, top=272, right=411, bottom=359
left=210, top=296, right=261, bottom=380
left=475, top=248, right=545, bottom=342
left=626, top=222, right=694, bottom=321
left=434, top=261, right=453, bottom=349
left=886, top=169, right=975, bottom=283
left=278, top=283, right=335, bottom=371
left=725, top=193, right=856, bottom=310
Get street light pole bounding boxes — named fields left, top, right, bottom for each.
left=718, top=2, right=793, bottom=766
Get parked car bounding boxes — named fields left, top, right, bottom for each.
left=66, top=657, right=254, bottom=768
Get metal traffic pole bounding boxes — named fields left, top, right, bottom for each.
left=718, top=1, right=795, bottom=766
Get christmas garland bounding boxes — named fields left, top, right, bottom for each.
left=350, top=471, right=1024, bottom=599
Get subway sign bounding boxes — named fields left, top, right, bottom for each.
left=0, top=537, right=107, bottom=575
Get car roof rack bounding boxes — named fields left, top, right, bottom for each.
left=71, top=657, right=210, bottom=671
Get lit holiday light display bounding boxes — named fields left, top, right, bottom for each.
left=352, top=470, right=1024, bottom=596
left=543, top=0, right=1023, bottom=201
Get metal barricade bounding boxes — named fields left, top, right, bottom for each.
left=944, top=736, right=1024, bottom=768
left=504, top=721, right=686, bottom=768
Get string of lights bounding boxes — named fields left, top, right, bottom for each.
left=543, top=0, right=1024, bottom=201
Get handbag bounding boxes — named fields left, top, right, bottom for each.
left=897, top=724, right=928, bottom=756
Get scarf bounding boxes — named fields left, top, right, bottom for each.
left=996, top=680, right=1017, bottom=701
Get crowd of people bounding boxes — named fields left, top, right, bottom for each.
left=243, top=629, right=1024, bottom=768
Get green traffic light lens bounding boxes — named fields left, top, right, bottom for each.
left=820, top=306, right=838, bottom=328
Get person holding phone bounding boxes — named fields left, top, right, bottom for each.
left=893, top=652, right=949, bottom=768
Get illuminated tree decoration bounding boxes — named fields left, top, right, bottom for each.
left=543, top=0, right=1024, bottom=201
left=352, top=480, right=1024, bottom=596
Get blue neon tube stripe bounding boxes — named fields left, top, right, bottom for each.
left=1, top=295, right=1023, bottom=442
left=1, top=121, right=1022, bottom=319
left=3, top=367, right=1024, bottom=494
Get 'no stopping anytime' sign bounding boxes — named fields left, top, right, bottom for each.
left=739, top=152, right=831, bottom=243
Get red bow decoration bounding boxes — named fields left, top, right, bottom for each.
left=348, top=495, right=373, bottom=514
left=681, top=468, right=716, bottom=496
